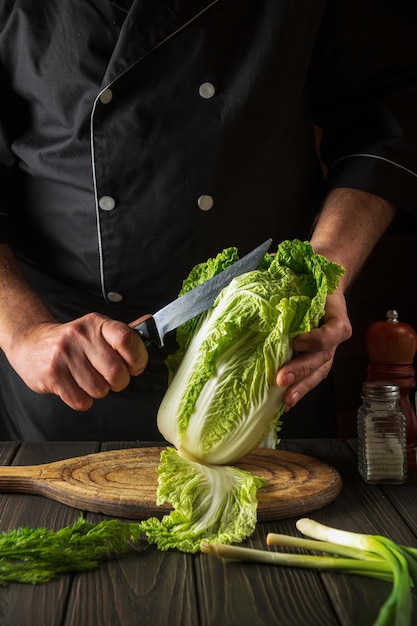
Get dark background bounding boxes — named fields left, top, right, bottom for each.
left=334, top=214, right=417, bottom=439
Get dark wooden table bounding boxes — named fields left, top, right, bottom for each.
left=0, top=439, right=416, bottom=626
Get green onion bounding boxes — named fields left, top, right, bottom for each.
left=295, top=519, right=412, bottom=626
left=200, top=541, right=392, bottom=579
left=201, top=518, right=417, bottom=626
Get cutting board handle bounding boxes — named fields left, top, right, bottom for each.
left=0, top=462, right=60, bottom=491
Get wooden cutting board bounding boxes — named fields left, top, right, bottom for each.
left=0, top=447, right=342, bottom=521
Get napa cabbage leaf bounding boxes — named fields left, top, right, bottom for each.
left=140, top=447, right=266, bottom=553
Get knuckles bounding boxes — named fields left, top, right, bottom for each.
left=26, top=314, right=147, bottom=407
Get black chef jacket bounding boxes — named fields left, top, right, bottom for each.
left=0, top=0, right=417, bottom=440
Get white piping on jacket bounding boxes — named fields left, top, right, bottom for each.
left=333, top=153, right=417, bottom=179
left=90, top=0, right=221, bottom=302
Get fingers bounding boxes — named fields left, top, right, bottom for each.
left=7, top=313, right=150, bottom=411
left=276, top=291, right=352, bottom=410
left=277, top=349, right=335, bottom=410
left=101, top=318, right=149, bottom=378
left=64, top=316, right=149, bottom=404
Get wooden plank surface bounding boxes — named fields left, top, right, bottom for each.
left=196, top=439, right=417, bottom=626
left=64, top=515, right=199, bottom=626
left=0, top=442, right=99, bottom=626
left=196, top=516, right=339, bottom=626
left=0, top=440, right=415, bottom=626
left=0, top=442, right=19, bottom=466
left=282, top=440, right=417, bottom=626
left=63, top=442, right=201, bottom=626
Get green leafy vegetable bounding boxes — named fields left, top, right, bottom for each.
left=140, top=447, right=266, bottom=553
left=295, top=518, right=414, bottom=626
left=158, top=239, right=344, bottom=465
left=139, top=240, right=344, bottom=552
left=0, top=516, right=144, bottom=585
left=201, top=518, right=417, bottom=626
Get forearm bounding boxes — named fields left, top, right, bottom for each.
left=310, top=187, right=397, bottom=291
left=0, top=244, right=55, bottom=352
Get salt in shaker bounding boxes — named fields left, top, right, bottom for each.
left=357, top=381, right=407, bottom=484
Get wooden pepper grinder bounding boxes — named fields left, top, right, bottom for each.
left=366, top=310, right=417, bottom=469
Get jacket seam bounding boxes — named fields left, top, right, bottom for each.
left=332, top=153, right=417, bottom=179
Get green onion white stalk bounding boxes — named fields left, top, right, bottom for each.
left=200, top=541, right=392, bottom=579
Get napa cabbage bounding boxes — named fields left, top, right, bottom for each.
left=158, top=239, right=343, bottom=464
left=140, top=240, right=344, bottom=553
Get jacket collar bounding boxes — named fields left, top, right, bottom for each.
left=102, top=0, right=220, bottom=85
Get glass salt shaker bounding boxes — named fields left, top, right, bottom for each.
left=357, top=381, right=407, bottom=484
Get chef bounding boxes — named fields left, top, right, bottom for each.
left=0, top=0, right=416, bottom=440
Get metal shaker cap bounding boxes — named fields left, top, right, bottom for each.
left=361, top=381, right=400, bottom=400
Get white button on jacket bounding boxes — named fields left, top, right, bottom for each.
left=198, top=82, right=216, bottom=99
left=99, top=195, right=116, bottom=211
left=198, top=194, right=214, bottom=210
left=107, top=291, right=123, bottom=303
left=99, top=88, right=113, bottom=104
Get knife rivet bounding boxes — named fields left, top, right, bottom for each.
left=198, top=195, right=214, bottom=211
left=107, top=291, right=123, bottom=303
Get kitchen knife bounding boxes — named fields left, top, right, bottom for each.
left=134, top=238, right=272, bottom=347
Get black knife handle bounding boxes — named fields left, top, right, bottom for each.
left=133, top=317, right=162, bottom=348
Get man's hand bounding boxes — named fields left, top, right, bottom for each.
left=275, top=186, right=397, bottom=410
left=4, top=313, right=149, bottom=411
left=276, top=289, right=352, bottom=410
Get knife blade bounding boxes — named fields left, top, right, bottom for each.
left=134, top=238, right=272, bottom=347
